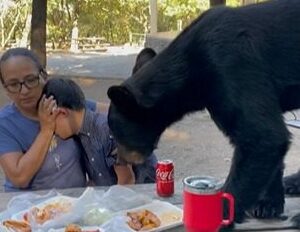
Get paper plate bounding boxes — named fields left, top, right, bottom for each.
left=108, top=200, right=183, bottom=232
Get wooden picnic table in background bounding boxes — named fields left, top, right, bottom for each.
left=1, top=183, right=300, bottom=231
left=75, top=37, right=109, bottom=52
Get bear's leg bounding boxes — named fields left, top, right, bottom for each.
left=283, top=170, right=300, bottom=195
left=222, top=118, right=290, bottom=224
left=291, top=213, right=300, bottom=228
left=248, top=162, right=286, bottom=219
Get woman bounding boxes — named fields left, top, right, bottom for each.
left=0, top=48, right=95, bottom=191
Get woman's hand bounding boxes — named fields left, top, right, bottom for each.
left=38, top=95, right=59, bottom=133
left=0, top=95, right=61, bottom=188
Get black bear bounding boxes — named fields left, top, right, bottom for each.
left=107, top=0, right=300, bottom=226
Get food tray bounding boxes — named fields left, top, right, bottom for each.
left=110, top=200, right=183, bottom=232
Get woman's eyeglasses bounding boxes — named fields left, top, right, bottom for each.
left=3, top=74, right=41, bottom=93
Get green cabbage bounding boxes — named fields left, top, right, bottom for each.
left=83, top=208, right=113, bottom=226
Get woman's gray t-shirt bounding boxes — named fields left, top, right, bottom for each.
left=0, top=100, right=96, bottom=192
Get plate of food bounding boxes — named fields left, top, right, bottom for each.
left=113, top=200, right=183, bottom=232
left=11, top=195, right=76, bottom=225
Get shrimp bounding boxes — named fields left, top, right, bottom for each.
left=127, top=209, right=161, bottom=231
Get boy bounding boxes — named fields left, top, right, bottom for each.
left=41, top=78, right=156, bottom=185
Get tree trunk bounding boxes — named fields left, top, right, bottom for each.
left=30, top=0, right=47, bottom=68
left=0, top=5, right=21, bottom=49
left=20, top=12, right=31, bottom=47
left=210, top=0, right=226, bottom=7
left=149, top=0, right=157, bottom=34
left=0, top=13, right=5, bottom=48
left=3, top=8, right=21, bottom=47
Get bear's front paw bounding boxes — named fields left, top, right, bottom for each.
left=220, top=223, right=235, bottom=232
left=284, top=171, right=300, bottom=195
left=234, top=209, right=246, bottom=223
left=224, top=200, right=245, bottom=223
left=291, top=213, right=300, bottom=228
left=248, top=197, right=285, bottom=219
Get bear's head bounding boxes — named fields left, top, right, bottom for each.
left=107, top=85, right=161, bottom=164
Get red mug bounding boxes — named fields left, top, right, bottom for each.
left=183, top=176, right=234, bottom=232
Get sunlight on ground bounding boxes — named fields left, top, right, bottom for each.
left=104, top=45, right=143, bottom=56
left=162, top=129, right=189, bottom=141
left=76, top=78, right=97, bottom=87
left=48, top=45, right=143, bottom=59
left=46, top=45, right=142, bottom=78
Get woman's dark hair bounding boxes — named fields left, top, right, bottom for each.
left=0, top=48, right=46, bottom=83
left=41, top=78, right=85, bottom=111
left=132, top=47, right=157, bottom=74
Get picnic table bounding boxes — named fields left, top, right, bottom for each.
left=75, top=37, right=109, bottom=52
left=0, top=183, right=300, bottom=231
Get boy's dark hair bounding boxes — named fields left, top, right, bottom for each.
left=0, top=48, right=46, bottom=83
left=132, top=47, right=157, bottom=74
left=42, top=78, right=85, bottom=111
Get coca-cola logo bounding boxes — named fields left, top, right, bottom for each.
left=156, top=168, right=174, bottom=182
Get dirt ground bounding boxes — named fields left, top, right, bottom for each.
left=1, top=76, right=300, bottom=192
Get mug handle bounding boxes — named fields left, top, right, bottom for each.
left=221, top=192, right=235, bottom=226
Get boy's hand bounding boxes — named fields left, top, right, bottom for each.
left=115, top=164, right=135, bottom=185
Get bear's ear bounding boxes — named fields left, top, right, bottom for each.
left=107, top=85, right=140, bottom=115
left=107, top=85, right=137, bottom=107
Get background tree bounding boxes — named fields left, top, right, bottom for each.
left=0, top=0, right=29, bottom=49
left=30, top=0, right=47, bottom=67
left=210, top=0, right=226, bottom=7
left=47, top=0, right=80, bottom=49
left=158, top=0, right=202, bottom=32
left=0, top=0, right=267, bottom=53
left=79, top=0, right=149, bottom=45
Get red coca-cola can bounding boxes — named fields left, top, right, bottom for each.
left=156, top=160, right=174, bottom=197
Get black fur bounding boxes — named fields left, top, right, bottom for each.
left=284, top=170, right=300, bottom=195
left=107, top=0, right=300, bottom=227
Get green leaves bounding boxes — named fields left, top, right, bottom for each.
left=0, top=0, right=269, bottom=49
left=159, top=0, right=202, bottom=31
